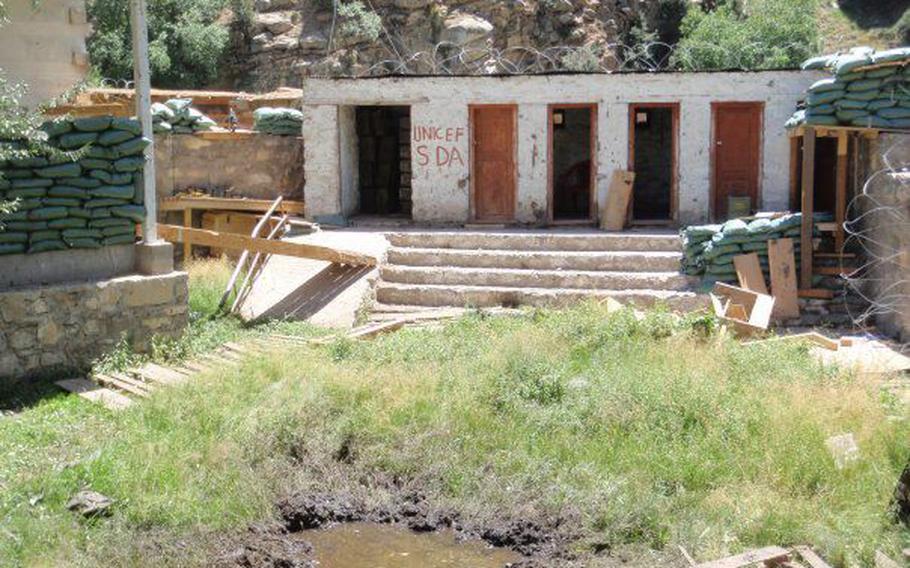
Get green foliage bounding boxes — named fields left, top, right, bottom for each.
left=894, top=8, right=910, bottom=45
left=86, top=0, right=231, bottom=88
left=673, top=0, right=819, bottom=71
left=336, top=1, right=382, bottom=43
left=561, top=45, right=603, bottom=72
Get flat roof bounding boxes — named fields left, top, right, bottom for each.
left=306, top=68, right=806, bottom=81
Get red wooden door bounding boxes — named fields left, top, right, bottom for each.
left=472, top=106, right=516, bottom=221
left=713, top=103, right=762, bottom=220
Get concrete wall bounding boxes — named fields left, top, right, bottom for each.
left=0, top=272, right=189, bottom=382
left=302, top=71, right=823, bottom=225
left=155, top=134, right=305, bottom=200
left=0, top=0, right=90, bottom=108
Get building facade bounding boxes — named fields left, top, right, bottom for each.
left=302, top=70, right=823, bottom=227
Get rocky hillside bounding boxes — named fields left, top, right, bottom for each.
left=227, top=0, right=672, bottom=90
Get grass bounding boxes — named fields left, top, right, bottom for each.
left=0, top=298, right=907, bottom=566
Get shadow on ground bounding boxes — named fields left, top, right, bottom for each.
left=837, top=0, right=906, bottom=29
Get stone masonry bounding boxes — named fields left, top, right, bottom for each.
left=0, top=272, right=189, bottom=382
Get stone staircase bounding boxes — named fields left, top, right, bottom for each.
left=374, top=230, right=708, bottom=311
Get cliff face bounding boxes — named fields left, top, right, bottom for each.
left=227, top=0, right=664, bottom=90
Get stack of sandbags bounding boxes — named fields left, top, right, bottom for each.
left=0, top=116, right=148, bottom=255
left=681, top=214, right=807, bottom=284
left=151, top=99, right=218, bottom=134
left=253, top=107, right=302, bottom=136
left=787, top=46, right=910, bottom=129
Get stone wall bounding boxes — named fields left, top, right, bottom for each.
left=0, top=272, right=188, bottom=382
left=154, top=133, right=305, bottom=201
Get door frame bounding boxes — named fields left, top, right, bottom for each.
left=710, top=101, right=765, bottom=221
left=469, top=104, right=518, bottom=223
left=547, top=103, right=598, bottom=225
left=627, top=102, right=679, bottom=225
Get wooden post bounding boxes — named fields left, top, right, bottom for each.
left=788, top=136, right=800, bottom=210
left=834, top=131, right=848, bottom=253
left=800, top=127, right=816, bottom=289
left=182, top=207, right=192, bottom=260
left=130, top=0, right=157, bottom=243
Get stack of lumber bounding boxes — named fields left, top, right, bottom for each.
left=788, top=46, right=910, bottom=129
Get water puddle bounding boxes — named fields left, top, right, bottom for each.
left=301, top=522, right=522, bottom=567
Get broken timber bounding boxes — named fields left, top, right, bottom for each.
left=694, top=546, right=791, bottom=568
left=158, top=224, right=376, bottom=266
left=159, top=196, right=305, bottom=214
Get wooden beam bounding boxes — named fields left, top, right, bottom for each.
left=158, top=196, right=306, bottom=215
left=800, top=126, right=816, bottom=289
left=56, top=379, right=133, bottom=410
left=158, top=224, right=376, bottom=266
left=798, top=288, right=834, bottom=299
left=834, top=131, right=848, bottom=252
left=694, top=546, right=791, bottom=568
left=183, top=207, right=192, bottom=261
left=789, top=136, right=800, bottom=210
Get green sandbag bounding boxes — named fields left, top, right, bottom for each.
left=0, top=179, right=9, bottom=191
left=807, top=103, right=835, bottom=115
left=59, top=132, right=98, bottom=149
left=7, top=187, right=48, bottom=199
left=111, top=117, right=142, bottom=135
left=48, top=217, right=87, bottom=229
left=73, top=116, right=112, bottom=132
left=153, top=122, right=172, bottom=134
left=712, top=253, right=739, bottom=266
left=835, top=53, right=872, bottom=75
left=836, top=99, right=868, bottom=110
left=845, top=90, right=880, bottom=102
left=80, top=158, right=113, bottom=171
left=16, top=198, right=43, bottom=211
left=151, top=102, right=175, bottom=121
left=0, top=232, right=28, bottom=244
left=66, top=238, right=102, bottom=249
left=113, top=157, right=145, bottom=172
left=0, top=210, right=27, bottom=222
left=103, top=234, right=136, bottom=246
left=30, top=230, right=61, bottom=243
left=111, top=204, right=145, bottom=222
left=62, top=228, right=103, bottom=239
left=112, top=136, right=149, bottom=158
left=28, top=206, right=68, bottom=221
left=877, top=107, right=910, bottom=119
left=28, top=240, right=66, bottom=253
left=867, top=99, right=898, bottom=111
left=0, top=243, right=26, bottom=255
left=101, top=224, right=135, bottom=237
left=807, top=90, right=844, bottom=106
left=801, top=54, right=834, bottom=70
left=35, top=162, right=81, bottom=178
left=720, top=218, right=748, bottom=235
left=89, top=218, right=132, bottom=228
left=67, top=207, right=91, bottom=219
left=90, top=208, right=112, bottom=219
left=702, top=242, right=741, bottom=260
left=870, top=47, right=910, bottom=65
left=741, top=241, right=769, bottom=252
left=165, top=98, right=192, bottom=116
left=67, top=177, right=102, bottom=189
left=85, top=145, right=116, bottom=160
left=836, top=109, right=868, bottom=122
left=85, top=198, right=128, bottom=209
left=97, top=129, right=134, bottom=146
left=684, top=224, right=723, bottom=240
left=5, top=221, right=47, bottom=231
left=852, top=116, right=895, bottom=128
left=847, top=78, right=883, bottom=92
left=42, top=197, right=82, bottom=207
left=9, top=156, right=48, bottom=168
left=3, top=169, right=34, bottom=179
left=890, top=118, right=910, bottom=128
left=40, top=120, right=71, bottom=138
left=805, top=114, right=838, bottom=126
left=865, top=67, right=899, bottom=79
left=90, top=185, right=134, bottom=199
left=769, top=214, right=802, bottom=231
left=11, top=178, right=52, bottom=189
left=746, top=218, right=773, bottom=234
left=90, top=170, right=131, bottom=184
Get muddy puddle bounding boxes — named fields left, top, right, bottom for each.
left=301, top=522, right=522, bottom=567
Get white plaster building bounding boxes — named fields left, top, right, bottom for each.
left=302, top=70, right=823, bottom=227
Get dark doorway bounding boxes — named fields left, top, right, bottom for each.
left=356, top=106, right=411, bottom=217
left=550, top=105, right=595, bottom=221
left=630, top=104, right=676, bottom=222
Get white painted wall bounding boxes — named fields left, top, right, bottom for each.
left=302, top=71, right=823, bottom=226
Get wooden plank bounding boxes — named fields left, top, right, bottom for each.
left=179, top=361, right=210, bottom=374
left=183, top=207, right=193, bottom=261
left=768, top=238, right=800, bottom=320
left=744, top=332, right=839, bottom=351
left=834, top=132, right=848, bottom=252
left=600, top=170, right=635, bottom=231
left=734, top=253, right=768, bottom=294
left=56, top=379, right=133, bottom=410
left=219, top=197, right=284, bottom=310
left=798, top=288, right=834, bottom=299
left=158, top=224, right=376, bottom=266
left=158, top=196, right=305, bottom=215
left=793, top=546, right=833, bottom=568
left=726, top=303, right=749, bottom=321
left=712, top=282, right=775, bottom=335
left=800, top=127, right=816, bottom=289
left=134, top=363, right=187, bottom=386
left=695, top=546, right=791, bottom=568
left=96, top=373, right=152, bottom=398
left=789, top=136, right=800, bottom=209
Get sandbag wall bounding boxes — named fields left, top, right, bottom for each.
left=0, top=116, right=148, bottom=255
left=253, top=107, right=302, bottom=136
left=152, top=99, right=218, bottom=134
left=788, top=46, right=910, bottom=129
left=681, top=214, right=806, bottom=285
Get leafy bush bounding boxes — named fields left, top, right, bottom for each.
left=86, top=0, right=231, bottom=88
left=673, top=0, right=819, bottom=71
left=336, top=1, right=382, bottom=44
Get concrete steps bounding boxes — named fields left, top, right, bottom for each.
left=381, top=265, right=695, bottom=291
left=373, top=229, right=704, bottom=312
left=376, top=282, right=708, bottom=312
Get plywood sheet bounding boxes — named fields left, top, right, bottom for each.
left=733, top=253, right=768, bottom=294
left=600, top=170, right=635, bottom=231
left=767, top=238, right=800, bottom=319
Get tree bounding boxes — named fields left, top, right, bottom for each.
left=86, top=0, right=231, bottom=88
left=673, top=0, right=819, bottom=71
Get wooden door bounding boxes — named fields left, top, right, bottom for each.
left=713, top=103, right=762, bottom=220
left=472, top=105, right=516, bottom=221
